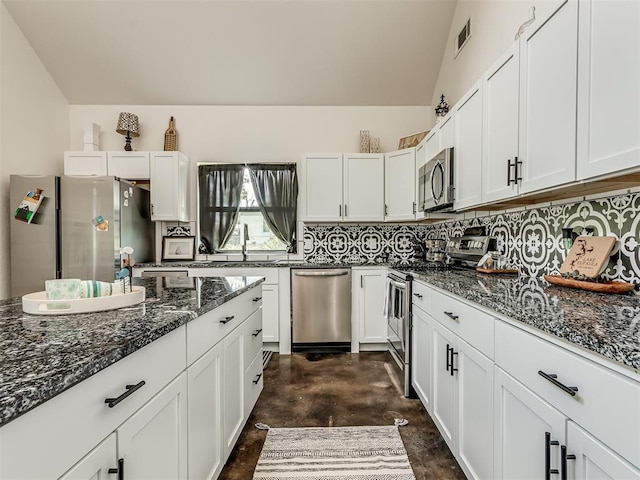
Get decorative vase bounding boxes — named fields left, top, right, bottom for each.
left=360, top=130, right=370, bottom=153
left=164, top=116, right=178, bottom=151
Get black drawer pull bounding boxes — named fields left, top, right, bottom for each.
left=253, top=297, right=262, bottom=302
left=444, top=311, right=459, bottom=321
left=108, top=458, right=124, bottom=479
left=560, top=445, right=576, bottom=480
left=252, top=328, right=263, bottom=337
left=253, top=373, right=263, bottom=384
left=545, top=432, right=560, bottom=479
left=450, top=350, right=458, bottom=376
left=105, top=381, right=145, bottom=408
left=220, top=315, right=235, bottom=324
left=413, top=293, right=423, bottom=299
left=538, top=370, right=578, bottom=396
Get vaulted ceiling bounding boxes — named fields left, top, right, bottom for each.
left=3, top=0, right=457, bottom=106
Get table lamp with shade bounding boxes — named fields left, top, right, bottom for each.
left=116, top=112, right=140, bottom=151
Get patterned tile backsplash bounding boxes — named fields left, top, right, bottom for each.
left=304, top=190, right=640, bottom=289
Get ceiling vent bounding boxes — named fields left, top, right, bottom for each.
left=455, top=18, right=471, bottom=58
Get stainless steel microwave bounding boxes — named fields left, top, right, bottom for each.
left=418, top=147, right=454, bottom=212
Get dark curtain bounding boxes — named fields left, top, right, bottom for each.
left=248, top=164, right=298, bottom=253
left=198, top=164, right=244, bottom=253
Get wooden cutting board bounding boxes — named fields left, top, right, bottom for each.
left=559, top=235, right=616, bottom=278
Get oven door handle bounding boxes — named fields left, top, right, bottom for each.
left=388, top=278, right=407, bottom=290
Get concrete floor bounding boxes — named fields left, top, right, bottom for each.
left=219, top=351, right=467, bottom=479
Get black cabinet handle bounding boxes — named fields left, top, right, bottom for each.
left=560, top=445, right=576, bottom=480
left=446, top=344, right=452, bottom=372
left=339, top=204, right=342, bottom=216
left=545, top=432, right=560, bottom=479
left=444, top=311, right=459, bottom=321
left=413, top=293, right=423, bottom=299
left=412, top=202, right=416, bottom=214
left=384, top=204, right=388, bottom=216
left=253, top=297, right=262, bottom=302
left=252, top=328, right=263, bottom=337
left=345, top=204, right=348, bottom=217
left=515, top=156, right=522, bottom=183
left=220, top=315, right=235, bottom=324
left=253, top=373, right=263, bottom=384
left=538, top=370, right=578, bottom=396
left=108, top=458, right=124, bottom=480
left=450, top=350, right=458, bottom=376
left=507, top=159, right=514, bottom=186
left=105, top=381, right=145, bottom=408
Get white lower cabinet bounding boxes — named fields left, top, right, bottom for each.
left=261, top=283, right=279, bottom=343
left=222, top=322, right=247, bottom=459
left=187, top=343, right=224, bottom=480
left=411, top=304, right=432, bottom=412
left=117, top=374, right=188, bottom=480
left=431, top=321, right=457, bottom=449
left=567, top=421, right=640, bottom=480
left=352, top=268, right=387, bottom=345
left=494, top=366, right=566, bottom=480
left=59, top=434, right=118, bottom=480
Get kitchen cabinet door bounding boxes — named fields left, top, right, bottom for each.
left=411, top=305, right=433, bottom=413
left=482, top=43, right=520, bottom=203
left=576, top=0, right=640, bottom=180
left=64, top=151, right=108, bottom=176
left=187, top=342, right=224, bottom=480
left=431, top=321, right=457, bottom=452
left=453, top=82, right=483, bottom=211
left=518, top=0, right=578, bottom=195
left=425, top=129, right=440, bottom=161
left=414, top=136, right=428, bottom=220
left=58, top=434, right=117, bottom=480
left=566, top=421, right=640, bottom=480
left=107, top=151, right=150, bottom=179
left=384, top=148, right=416, bottom=221
left=493, top=366, right=566, bottom=480
left=456, top=338, right=493, bottom=480
left=353, top=268, right=387, bottom=344
left=344, top=153, right=384, bottom=222
left=117, top=373, right=188, bottom=480
left=150, top=151, right=189, bottom=221
left=302, top=154, right=343, bottom=221
left=261, top=283, right=279, bottom=343
left=222, top=325, right=245, bottom=460
left=438, top=114, right=455, bottom=151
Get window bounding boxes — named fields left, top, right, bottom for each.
left=197, top=164, right=298, bottom=254
left=219, top=168, right=288, bottom=252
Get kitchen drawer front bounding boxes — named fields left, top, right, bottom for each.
left=244, top=353, right=264, bottom=419
left=411, top=280, right=432, bottom=312
left=187, top=288, right=260, bottom=365
left=0, top=326, right=186, bottom=480
left=243, top=308, right=263, bottom=368
left=189, top=267, right=278, bottom=284
left=430, top=289, right=495, bottom=359
left=495, top=320, right=640, bottom=468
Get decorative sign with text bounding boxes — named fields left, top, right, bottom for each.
left=559, top=236, right=617, bottom=278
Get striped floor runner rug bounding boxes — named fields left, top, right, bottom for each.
left=253, top=425, right=416, bottom=479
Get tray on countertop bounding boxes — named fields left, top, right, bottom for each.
left=22, top=287, right=145, bottom=315
left=476, top=267, right=519, bottom=274
left=544, top=275, right=635, bottom=294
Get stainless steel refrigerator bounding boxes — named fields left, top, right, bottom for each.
left=10, top=175, right=155, bottom=297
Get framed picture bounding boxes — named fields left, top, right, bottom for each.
left=162, top=236, right=195, bottom=261
left=398, top=130, right=429, bottom=150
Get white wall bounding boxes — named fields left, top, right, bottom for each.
left=0, top=4, right=70, bottom=300
left=69, top=106, right=432, bottom=161
left=431, top=0, right=561, bottom=108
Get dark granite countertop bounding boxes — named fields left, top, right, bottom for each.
left=407, top=269, right=640, bottom=373
left=136, top=260, right=390, bottom=269
left=0, top=275, right=264, bottom=427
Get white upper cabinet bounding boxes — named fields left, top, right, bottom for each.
left=302, top=153, right=384, bottom=222
left=482, top=43, right=520, bottom=203
left=384, top=148, right=416, bottom=221
left=518, top=0, right=578, bottom=195
left=576, top=0, right=640, bottom=180
left=343, top=153, right=385, bottom=222
left=302, top=154, right=343, bottom=222
left=150, top=151, right=190, bottom=222
left=453, top=81, right=483, bottom=211
left=64, top=152, right=108, bottom=176
left=414, top=136, right=428, bottom=220
left=107, top=151, right=150, bottom=179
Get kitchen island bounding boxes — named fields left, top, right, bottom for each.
left=0, top=275, right=264, bottom=479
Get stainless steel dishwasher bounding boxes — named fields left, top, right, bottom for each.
left=291, top=268, right=351, bottom=352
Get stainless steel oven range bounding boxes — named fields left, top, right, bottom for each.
left=385, top=269, right=414, bottom=398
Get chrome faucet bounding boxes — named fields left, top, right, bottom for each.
left=241, top=223, right=250, bottom=261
